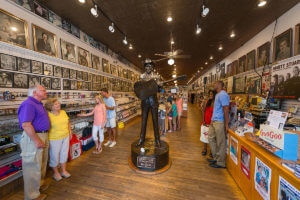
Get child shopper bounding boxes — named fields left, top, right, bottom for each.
left=78, top=96, right=106, bottom=154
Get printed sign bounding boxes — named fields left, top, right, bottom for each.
left=137, top=156, right=156, bottom=169
left=266, top=110, right=288, bottom=130
left=278, top=176, right=300, bottom=200
left=241, top=146, right=251, bottom=179
left=254, top=157, right=272, bottom=200
left=230, top=136, right=238, bottom=165
left=259, top=124, right=285, bottom=150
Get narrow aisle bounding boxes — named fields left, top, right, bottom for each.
left=7, top=104, right=245, bottom=200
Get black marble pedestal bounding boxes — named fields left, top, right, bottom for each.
left=130, top=138, right=170, bottom=172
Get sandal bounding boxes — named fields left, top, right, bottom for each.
left=53, top=174, right=62, bottom=181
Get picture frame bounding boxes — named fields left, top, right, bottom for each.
left=76, top=71, right=83, bottom=80
left=62, top=19, right=71, bottom=33
left=51, top=78, right=61, bottom=90
left=43, top=63, right=53, bottom=76
left=31, top=60, right=43, bottom=74
left=32, top=24, right=58, bottom=57
left=294, top=24, right=300, bottom=56
left=77, top=81, right=83, bottom=90
left=17, top=57, right=31, bottom=73
left=246, top=76, right=261, bottom=94
left=238, top=55, right=246, bottom=74
left=70, top=80, right=77, bottom=90
left=48, top=10, right=62, bottom=28
left=13, top=73, right=28, bottom=88
left=0, top=71, right=13, bottom=87
left=96, top=75, right=101, bottom=83
left=41, top=77, right=51, bottom=89
left=70, top=69, right=76, bottom=79
left=0, top=8, right=30, bottom=49
left=102, top=58, right=110, bottom=73
left=92, top=54, right=101, bottom=70
left=88, top=73, right=92, bottom=82
left=0, top=54, right=17, bottom=71
left=28, top=75, right=40, bottom=87
left=63, top=79, right=70, bottom=90
left=60, top=39, right=76, bottom=63
left=53, top=65, right=62, bottom=78
left=227, top=63, right=233, bottom=77
left=273, top=28, right=292, bottom=62
left=257, top=42, right=270, bottom=67
left=62, top=67, right=69, bottom=79
left=110, top=64, right=118, bottom=76
left=78, top=47, right=90, bottom=67
left=246, top=50, right=256, bottom=71
left=14, top=0, right=34, bottom=12
left=233, top=76, right=246, bottom=93
left=33, top=1, right=49, bottom=20
left=83, top=72, right=88, bottom=81
left=71, top=24, right=80, bottom=38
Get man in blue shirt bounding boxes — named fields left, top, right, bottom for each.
left=207, top=81, right=229, bottom=168
left=101, top=88, right=117, bottom=148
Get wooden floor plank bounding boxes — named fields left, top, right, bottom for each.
left=4, top=104, right=245, bottom=200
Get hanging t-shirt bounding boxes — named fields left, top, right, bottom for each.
left=48, top=110, right=69, bottom=140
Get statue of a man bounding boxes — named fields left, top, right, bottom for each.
left=134, top=59, right=161, bottom=147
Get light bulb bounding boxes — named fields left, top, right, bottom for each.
left=205, top=62, right=208, bottom=65
left=167, top=17, right=173, bottom=22
left=218, top=46, right=223, bottom=50
left=90, top=5, right=98, bottom=17
left=129, top=44, right=133, bottom=50
left=138, top=54, right=142, bottom=58
left=109, top=23, right=115, bottom=33
left=258, top=0, right=267, bottom=7
left=201, top=5, right=209, bottom=17
left=168, top=58, right=175, bottom=65
left=78, top=0, right=85, bottom=3
left=209, top=56, right=213, bottom=60
left=172, top=74, right=176, bottom=78
left=123, top=36, right=128, bottom=45
left=196, top=24, right=201, bottom=35
left=230, top=32, right=236, bottom=38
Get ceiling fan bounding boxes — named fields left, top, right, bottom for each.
left=153, top=44, right=191, bottom=65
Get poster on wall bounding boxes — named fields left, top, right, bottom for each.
left=270, top=55, right=300, bottom=98
left=238, top=55, right=246, bottom=74
left=230, top=136, right=238, bottom=165
left=278, top=176, right=300, bottom=200
left=0, top=8, right=29, bottom=48
left=233, top=76, right=246, bottom=93
left=257, top=42, right=270, bottom=67
left=241, top=146, right=251, bottom=179
left=273, top=29, right=292, bottom=62
left=32, top=24, right=57, bottom=57
left=246, top=76, right=261, bottom=94
left=254, top=157, right=271, bottom=200
left=246, top=50, right=256, bottom=71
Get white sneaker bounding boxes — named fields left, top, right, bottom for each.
left=109, top=141, right=116, bottom=148
left=104, top=141, right=112, bottom=146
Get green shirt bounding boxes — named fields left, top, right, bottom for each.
left=172, top=104, right=177, bottom=117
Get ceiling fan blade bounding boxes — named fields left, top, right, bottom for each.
left=164, top=52, right=173, bottom=56
left=174, top=55, right=191, bottom=59
left=173, top=49, right=183, bottom=55
left=153, top=57, right=168, bottom=62
left=154, top=53, right=167, bottom=57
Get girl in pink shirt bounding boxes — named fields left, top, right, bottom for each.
left=175, top=94, right=183, bottom=130
left=78, top=96, right=106, bottom=154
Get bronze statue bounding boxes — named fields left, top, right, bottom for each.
left=134, top=59, right=185, bottom=147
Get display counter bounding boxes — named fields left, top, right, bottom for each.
left=226, top=129, right=300, bottom=200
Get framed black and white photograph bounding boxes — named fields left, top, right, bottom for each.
left=77, top=81, right=83, bottom=90
left=31, top=60, right=43, bottom=74
left=70, top=80, right=77, bottom=90
left=82, top=81, right=88, bottom=90
left=60, top=39, right=76, bottom=63
left=257, top=42, right=270, bottom=67
left=53, top=66, right=62, bottom=77
left=77, top=71, right=83, bottom=80
left=63, top=79, right=70, bottom=90
left=33, top=1, right=49, bottom=20
left=41, top=77, right=51, bottom=89
left=0, top=71, right=13, bottom=87
left=273, top=29, right=292, bottom=62
left=62, top=67, right=69, bottom=78
left=83, top=72, right=88, bottom=81
left=0, top=54, right=17, bottom=71
left=246, top=50, right=256, bottom=71
left=88, top=73, right=92, bottom=82
left=17, top=57, right=31, bottom=72
left=32, top=24, right=58, bottom=57
left=13, top=73, right=28, bottom=88
left=78, top=47, right=90, bottom=67
left=0, top=8, right=30, bottom=48
left=92, top=54, right=101, bottom=70
left=51, top=78, right=61, bottom=90
left=102, top=58, right=110, bottom=73
left=70, top=69, right=76, bottom=79
left=28, top=75, right=40, bottom=87
left=44, top=64, right=53, bottom=76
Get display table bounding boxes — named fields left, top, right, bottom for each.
left=226, top=129, right=300, bottom=200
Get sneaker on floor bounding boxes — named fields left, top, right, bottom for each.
left=109, top=141, right=117, bottom=148
left=33, top=194, right=47, bottom=200
left=104, top=141, right=112, bottom=146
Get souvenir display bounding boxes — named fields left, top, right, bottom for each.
left=70, top=80, right=77, bottom=90
left=76, top=70, right=83, bottom=80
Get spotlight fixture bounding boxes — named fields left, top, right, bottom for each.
left=108, top=23, right=115, bottom=33
left=172, top=74, right=177, bottom=78
left=205, top=62, right=208, bottom=65
left=218, top=45, right=223, bottom=51
left=138, top=54, right=142, bottom=58
left=90, top=4, right=98, bottom=17
left=123, top=36, right=128, bottom=45
left=129, top=44, right=133, bottom=50
left=196, top=24, right=201, bottom=35
left=168, top=58, right=175, bottom=65
left=209, top=56, right=213, bottom=60
left=258, top=0, right=267, bottom=7
left=167, top=16, right=173, bottom=22
left=78, top=0, right=85, bottom=3
left=230, top=32, right=236, bottom=38
left=201, top=1, right=209, bottom=17
left=171, top=40, right=175, bottom=45
left=11, top=27, right=17, bottom=32
left=198, top=70, right=200, bottom=73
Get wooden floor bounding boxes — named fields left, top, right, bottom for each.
left=5, top=104, right=245, bottom=200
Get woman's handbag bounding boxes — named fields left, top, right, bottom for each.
left=200, top=125, right=209, bottom=143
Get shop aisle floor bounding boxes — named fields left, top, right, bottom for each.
left=5, top=103, right=245, bottom=200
